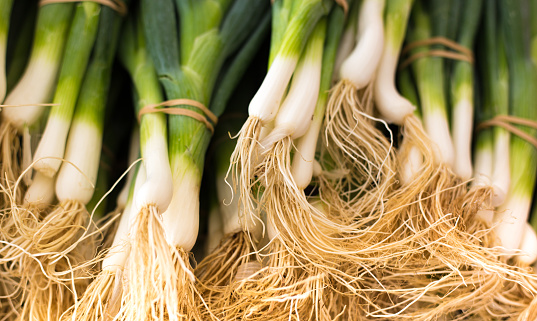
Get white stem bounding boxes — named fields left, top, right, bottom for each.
left=116, top=128, right=140, bottom=210
left=259, top=121, right=274, bottom=140
left=472, top=144, right=493, bottom=189
left=206, top=206, right=223, bottom=254
left=103, top=201, right=133, bottom=272
left=514, top=223, right=537, bottom=265
left=291, top=118, right=321, bottom=190
left=134, top=134, right=173, bottom=213
left=23, top=172, right=56, bottom=209
left=493, top=194, right=532, bottom=258
left=104, top=165, right=147, bottom=272
left=32, top=117, right=70, bottom=177
left=452, top=98, right=473, bottom=180
left=491, top=130, right=510, bottom=206
left=162, top=161, right=200, bottom=251
left=374, top=38, right=414, bottom=125
left=423, top=110, right=455, bottom=167
left=2, top=56, right=57, bottom=129
left=332, top=25, right=356, bottom=84
left=248, top=56, right=297, bottom=123
left=339, top=0, right=385, bottom=89
left=261, top=50, right=322, bottom=149
left=55, top=122, right=101, bottom=204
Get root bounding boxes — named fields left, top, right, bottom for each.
left=0, top=121, right=22, bottom=208
left=227, top=117, right=264, bottom=237
left=17, top=279, right=79, bottom=321
left=61, top=270, right=119, bottom=321
left=0, top=200, right=99, bottom=320
left=196, top=232, right=256, bottom=310
left=323, top=80, right=397, bottom=212
left=120, top=205, right=204, bottom=321
left=217, top=240, right=328, bottom=321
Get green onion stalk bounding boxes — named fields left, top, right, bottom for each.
left=406, top=0, right=454, bottom=168
left=20, top=2, right=101, bottom=220
left=372, top=0, right=435, bottom=200
left=218, top=7, right=357, bottom=320
left=372, top=0, right=425, bottom=187
left=31, top=2, right=102, bottom=178
left=0, top=0, right=14, bottom=103
left=13, top=4, right=129, bottom=320
left=494, top=0, right=537, bottom=259
left=450, top=0, right=482, bottom=180
left=229, top=0, right=332, bottom=234
left=118, top=1, right=269, bottom=320
left=104, top=11, right=174, bottom=321
left=472, top=0, right=509, bottom=226
left=253, top=17, right=328, bottom=244
left=323, top=0, right=396, bottom=197
left=0, top=2, right=73, bottom=207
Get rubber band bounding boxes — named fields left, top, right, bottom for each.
left=39, top=0, right=127, bottom=16
left=0, top=103, right=59, bottom=108
left=138, top=99, right=217, bottom=134
left=335, top=0, right=349, bottom=14
left=399, top=36, right=474, bottom=69
left=477, top=115, right=537, bottom=150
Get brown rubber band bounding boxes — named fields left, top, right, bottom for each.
left=0, top=103, right=59, bottom=108
left=39, top=0, right=127, bottom=16
left=335, top=0, right=349, bottom=14
left=138, top=99, right=217, bottom=134
left=477, top=115, right=537, bottom=150
left=399, top=36, right=474, bottom=69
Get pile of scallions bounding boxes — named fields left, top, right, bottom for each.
left=0, top=0, right=536, bottom=320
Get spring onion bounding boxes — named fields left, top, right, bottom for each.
left=22, top=4, right=127, bottom=319
left=493, top=0, right=537, bottom=256
left=450, top=0, right=482, bottom=180
left=229, top=0, right=331, bottom=225
left=120, top=1, right=269, bottom=319
left=32, top=2, right=101, bottom=177
left=406, top=0, right=454, bottom=167
left=0, top=2, right=73, bottom=194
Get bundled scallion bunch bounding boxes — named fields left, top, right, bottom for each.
left=0, top=1, right=537, bottom=320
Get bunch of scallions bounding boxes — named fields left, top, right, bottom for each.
left=1, top=0, right=537, bottom=320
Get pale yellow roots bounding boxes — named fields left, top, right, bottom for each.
left=61, top=270, right=120, bottom=321
left=246, top=82, right=537, bottom=319
left=216, top=240, right=329, bottom=321
left=227, top=117, right=263, bottom=237
left=196, top=232, right=257, bottom=312
left=323, top=80, right=397, bottom=213
left=0, top=121, right=22, bottom=209
left=119, top=205, right=205, bottom=321
left=0, top=200, right=99, bottom=320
